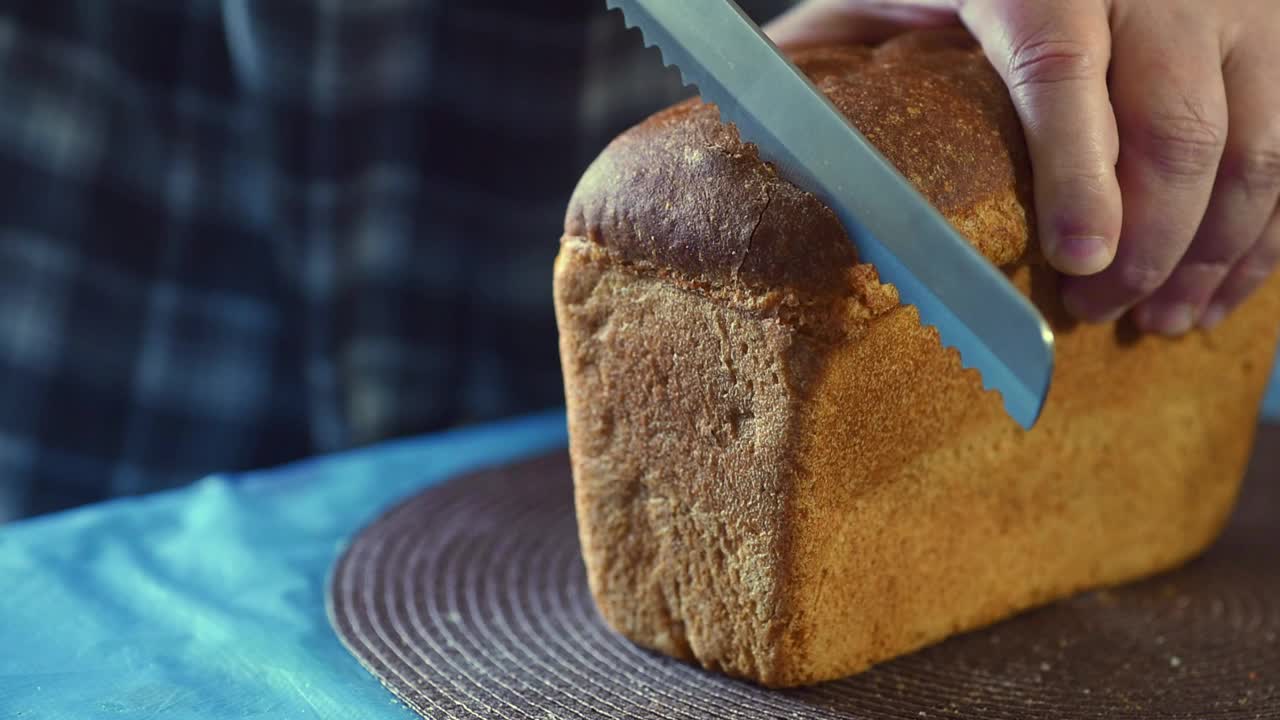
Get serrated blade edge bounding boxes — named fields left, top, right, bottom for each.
left=605, top=0, right=1054, bottom=428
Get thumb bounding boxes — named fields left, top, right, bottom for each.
left=956, top=0, right=1122, bottom=276
left=764, top=0, right=959, bottom=51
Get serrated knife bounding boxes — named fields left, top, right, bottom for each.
left=606, top=0, right=1055, bottom=429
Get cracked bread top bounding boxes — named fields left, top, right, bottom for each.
left=563, top=28, right=1037, bottom=301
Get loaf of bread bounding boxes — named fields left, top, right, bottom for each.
left=552, top=29, right=1280, bottom=687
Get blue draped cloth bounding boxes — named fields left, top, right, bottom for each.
left=0, top=410, right=567, bottom=719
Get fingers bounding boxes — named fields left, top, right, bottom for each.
left=768, top=0, right=1280, bottom=332
left=1133, top=38, right=1280, bottom=332
left=765, top=0, right=958, bottom=50
left=1200, top=204, right=1280, bottom=328
left=1060, top=6, right=1228, bottom=326
left=957, top=0, right=1122, bottom=277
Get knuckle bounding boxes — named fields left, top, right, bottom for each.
left=1005, top=30, right=1103, bottom=92
left=1131, top=100, right=1228, bottom=182
left=1180, top=256, right=1236, bottom=277
left=1234, top=237, right=1280, bottom=283
left=1249, top=245, right=1280, bottom=274
left=1242, top=262, right=1278, bottom=282
left=1257, top=222, right=1280, bottom=263
left=1229, top=261, right=1277, bottom=296
left=1117, top=260, right=1169, bottom=295
left=1220, top=144, right=1280, bottom=197
left=1053, top=167, right=1115, bottom=203
left=1187, top=226, right=1257, bottom=265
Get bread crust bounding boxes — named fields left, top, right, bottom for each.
left=565, top=30, right=1035, bottom=295
left=554, top=28, right=1280, bottom=686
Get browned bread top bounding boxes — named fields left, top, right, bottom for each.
left=564, top=28, right=1037, bottom=298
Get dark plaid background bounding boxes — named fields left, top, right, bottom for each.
left=0, top=0, right=799, bottom=520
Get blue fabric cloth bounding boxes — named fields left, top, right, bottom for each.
left=0, top=409, right=568, bottom=719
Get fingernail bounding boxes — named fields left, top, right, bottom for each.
left=1137, top=303, right=1195, bottom=336
left=1054, top=235, right=1111, bottom=275
left=1199, top=303, right=1227, bottom=330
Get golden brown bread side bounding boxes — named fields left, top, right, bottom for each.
left=553, top=28, right=1280, bottom=687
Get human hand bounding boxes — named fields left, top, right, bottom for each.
left=767, top=0, right=1280, bottom=335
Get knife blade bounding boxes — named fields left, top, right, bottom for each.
left=606, top=0, right=1055, bottom=429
